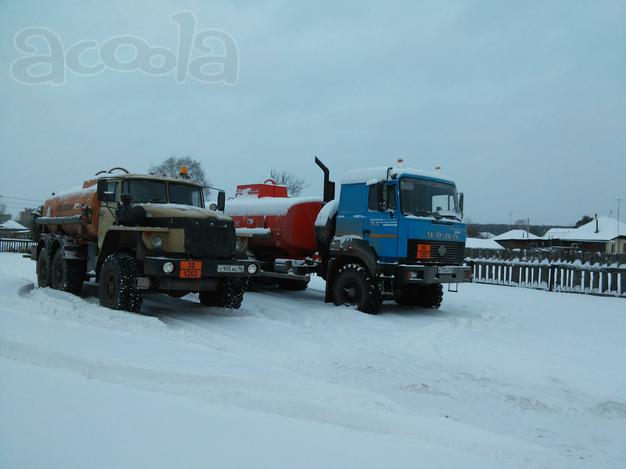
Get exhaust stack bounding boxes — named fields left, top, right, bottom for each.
left=315, top=156, right=335, bottom=203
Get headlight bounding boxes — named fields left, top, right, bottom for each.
left=162, top=261, right=175, bottom=273
left=152, top=236, right=163, bottom=249
left=247, top=263, right=258, bottom=274
left=235, top=238, right=248, bottom=254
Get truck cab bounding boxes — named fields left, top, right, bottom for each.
left=324, top=166, right=471, bottom=312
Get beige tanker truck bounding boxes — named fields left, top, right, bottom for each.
left=32, top=167, right=258, bottom=312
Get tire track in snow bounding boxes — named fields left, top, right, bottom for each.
left=0, top=336, right=569, bottom=465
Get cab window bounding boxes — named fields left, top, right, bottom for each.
left=169, top=183, right=204, bottom=207
left=121, top=179, right=167, bottom=203
left=368, top=183, right=396, bottom=211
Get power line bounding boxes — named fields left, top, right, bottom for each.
left=0, top=194, right=44, bottom=203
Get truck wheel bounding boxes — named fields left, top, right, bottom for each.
left=199, top=279, right=245, bottom=309
left=417, top=284, right=443, bottom=309
left=395, top=287, right=420, bottom=306
left=395, top=285, right=443, bottom=309
left=50, top=249, right=85, bottom=295
left=36, top=247, right=51, bottom=288
left=332, top=263, right=382, bottom=314
left=98, top=253, right=143, bottom=313
left=277, top=278, right=309, bottom=291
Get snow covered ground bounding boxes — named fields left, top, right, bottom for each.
left=1, top=252, right=625, bottom=468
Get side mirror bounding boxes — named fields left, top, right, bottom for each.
left=217, top=191, right=226, bottom=212
left=459, top=192, right=464, bottom=218
left=97, top=179, right=116, bottom=202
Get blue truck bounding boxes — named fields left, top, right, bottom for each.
left=313, top=158, right=472, bottom=313
left=232, top=158, right=472, bottom=314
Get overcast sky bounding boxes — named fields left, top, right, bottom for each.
left=1, top=0, right=624, bottom=225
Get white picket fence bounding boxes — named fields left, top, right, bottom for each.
left=466, top=249, right=626, bottom=297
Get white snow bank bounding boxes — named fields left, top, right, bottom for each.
left=2, top=252, right=625, bottom=468
left=225, top=196, right=322, bottom=217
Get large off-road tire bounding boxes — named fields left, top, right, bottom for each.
left=396, top=284, right=443, bottom=309
left=36, top=247, right=51, bottom=288
left=418, top=284, right=443, bottom=309
left=395, top=286, right=420, bottom=306
left=199, top=278, right=245, bottom=309
left=332, top=263, right=382, bottom=314
left=98, top=252, right=143, bottom=313
left=50, top=249, right=85, bottom=295
left=276, top=278, right=309, bottom=291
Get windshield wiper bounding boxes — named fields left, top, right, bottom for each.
left=438, top=213, right=460, bottom=219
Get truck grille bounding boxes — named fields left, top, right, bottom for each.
left=146, top=217, right=237, bottom=259
left=406, top=240, right=465, bottom=265
left=185, top=219, right=236, bottom=259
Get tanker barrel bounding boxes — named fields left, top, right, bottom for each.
left=314, top=157, right=335, bottom=203
left=37, top=214, right=83, bottom=225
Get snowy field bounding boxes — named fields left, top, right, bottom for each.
left=1, top=252, right=625, bottom=468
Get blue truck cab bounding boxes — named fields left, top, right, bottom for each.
left=319, top=163, right=472, bottom=313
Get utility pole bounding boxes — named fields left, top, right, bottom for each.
left=509, top=211, right=513, bottom=226
left=618, top=198, right=622, bottom=237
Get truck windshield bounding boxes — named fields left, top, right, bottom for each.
left=122, top=179, right=167, bottom=203
left=400, top=178, right=460, bottom=219
left=169, top=183, right=204, bottom=207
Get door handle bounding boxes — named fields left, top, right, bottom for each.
left=363, top=229, right=371, bottom=236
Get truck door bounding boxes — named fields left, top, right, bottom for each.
left=363, top=182, right=399, bottom=261
left=97, top=179, right=119, bottom=248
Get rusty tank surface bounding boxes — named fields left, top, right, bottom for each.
left=38, top=179, right=101, bottom=241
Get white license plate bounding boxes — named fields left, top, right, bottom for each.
left=438, top=267, right=454, bottom=275
left=217, top=264, right=244, bottom=273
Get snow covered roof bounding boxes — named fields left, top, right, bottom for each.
left=0, top=219, right=27, bottom=230
left=341, top=166, right=455, bottom=185
left=542, top=227, right=574, bottom=240
left=493, top=230, right=539, bottom=241
left=560, top=216, right=626, bottom=242
left=465, top=238, right=504, bottom=250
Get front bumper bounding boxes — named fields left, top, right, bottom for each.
left=394, top=264, right=472, bottom=284
left=140, top=256, right=259, bottom=291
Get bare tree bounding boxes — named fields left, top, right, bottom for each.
left=149, top=156, right=209, bottom=187
left=575, top=215, right=593, bottom=228
left=269, top=169, right=307, bottom=197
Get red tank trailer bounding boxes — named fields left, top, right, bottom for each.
left=226, top=179, right=323, bottom=261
